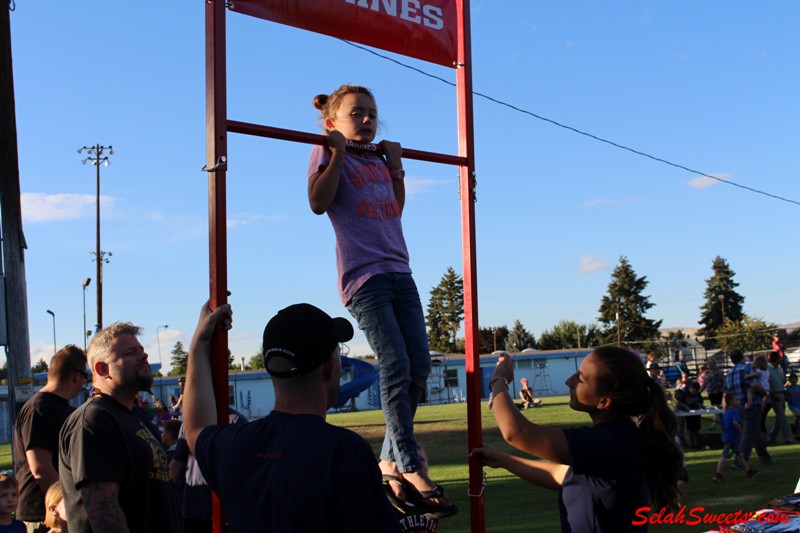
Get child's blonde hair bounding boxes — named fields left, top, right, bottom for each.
left=0, top=473, right=18, bottom=492
left=44, top=481, right=63, bottom=529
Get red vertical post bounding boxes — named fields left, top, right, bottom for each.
left=455, top=1, right=485, bottom=532
left=205, top=1, right=229, bottom=532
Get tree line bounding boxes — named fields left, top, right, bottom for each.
left=424, top=256, right=796, bottom=356
left=15, top=254, right=787, bottom=381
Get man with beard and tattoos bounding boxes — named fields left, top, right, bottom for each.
left=59, top=323, right=182, bottom=533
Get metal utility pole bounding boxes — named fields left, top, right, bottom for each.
left=78, top=145, right=113, bottom=332
left=1, top=0, right=33, bottom=427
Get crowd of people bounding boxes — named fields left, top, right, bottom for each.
left=7, top=321, right=800, bottom=532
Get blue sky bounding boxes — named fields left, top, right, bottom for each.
left=8, top=1, right=800, bottom=371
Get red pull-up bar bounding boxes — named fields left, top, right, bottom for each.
left=226, top=120, right=469, bottom=167
left=205, top=2, right=484, bottom=532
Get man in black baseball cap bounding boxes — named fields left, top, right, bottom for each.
left=263, top=303, right=354, bottom=378
left=183, top=301, right=399, bottom=533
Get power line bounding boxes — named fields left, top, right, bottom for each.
left=342, top=40, right=800, bottom=207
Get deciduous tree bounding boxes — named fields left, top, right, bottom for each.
left=716, top=314, right=776, bottom=354
left=538, top=321, right=600, bottom=351
left=479, top=326, right=508, bottom=353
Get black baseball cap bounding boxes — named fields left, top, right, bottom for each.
left=263, top=303, right=354, bottom=378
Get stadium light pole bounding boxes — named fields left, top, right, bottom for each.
left=78, top=144, right=113, bottom=332
left=46, top=309, right=56, bottom=355
left=81, top=278, right=91, bottom=351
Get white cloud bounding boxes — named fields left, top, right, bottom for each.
left=21, top=193, right=114, bottom=223
left=404, top=177, right=441, bottom=196
left=688, top=173, right=729, bottom=190
left=30, top=341, right=55, bottom=368
left=578, top=255, right=608, bottom=274
left=227, top=213, right=285, bottom=228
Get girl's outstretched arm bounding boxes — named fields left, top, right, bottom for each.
left=308, top=131, right=347, bottom=214
left=471, top=444, right=569, bottom=491
left=489, top=355, right=571, bottom=465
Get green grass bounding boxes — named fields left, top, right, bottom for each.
left=7, top=397, right=792, bottom=532
left=330, top=397, right=800, bottom=532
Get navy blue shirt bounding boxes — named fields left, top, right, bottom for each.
left=559, top=418, right=648, bottom=532
left=195, top=411, right=400, bottom=533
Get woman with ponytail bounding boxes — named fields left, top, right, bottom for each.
left=472, top=346, right=682, bottom=532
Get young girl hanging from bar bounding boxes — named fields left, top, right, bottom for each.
left=307, top=84, right=456, bottom=518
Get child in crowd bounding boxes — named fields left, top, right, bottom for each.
left=518, top=378, right=542, bottom=409
left=745, top=354, right=770, bottom=409
left=673, top=388, right=689, bottom=448
left=0, top=473, right=25, bottom=533
left=151, top=400, right=174, bottom=433
left=43, top=482, right=67, bottom=533
left=308, top=84, right=455, bottom=517
left=714, top=392, right=758, bottom=483
left=683, top=381, right=704, bottom=449
left=161, top=419, right=182, bottom=463
left=699, top=360, right=725, bottom=430
left=786, top=373, right=800, bottom=439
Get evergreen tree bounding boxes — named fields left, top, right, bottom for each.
left=597, top=257, right=662, bottom=347
left=697, top=256, right=745, bottom=347
left=31, top=358, right=49, bottom=374
left=716, top=314, right=776, bottom=354
left=505, top=320, right=535, bottom=352
left=538, top=320, right=600, bottom=351
left=478, top=325, right=509, bottom=353
left=425, top=267, right=464, bottom=353
left=168, top=341, right=189, bottom=376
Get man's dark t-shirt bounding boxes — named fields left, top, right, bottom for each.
left=14, top=391, right=74, bottom=521
left=59, top=395, right=182, bottom=533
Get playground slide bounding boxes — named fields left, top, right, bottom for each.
left=332, top=356, right=378, bottom=409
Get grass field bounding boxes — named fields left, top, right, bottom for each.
left=329, top=396, right=800, bottom=532
left=3, top=396, right=796, bottom=532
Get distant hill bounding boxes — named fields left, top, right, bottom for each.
left=659, top=327, right=699, bottom=338
left=660, top=322, right=799, bottom=338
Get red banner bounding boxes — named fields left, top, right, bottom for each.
left=232, top=0, right=458, bottom=68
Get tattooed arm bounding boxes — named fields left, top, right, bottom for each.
left=79, top=481, right=130, bottom=533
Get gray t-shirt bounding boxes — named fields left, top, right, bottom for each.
left=308, top=145, right=411, bottom=304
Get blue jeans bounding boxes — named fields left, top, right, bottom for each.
left=347, top=273, right=431, bottom=472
